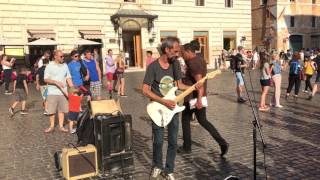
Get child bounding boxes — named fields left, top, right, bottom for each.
left=68, top=87, right=82, bottom=134
left=36, top=58, right=49, bottom=115
left=9, top=67, right=29, bottom=115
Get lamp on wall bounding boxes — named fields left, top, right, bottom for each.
left=149, top=30, right=156, bottom=44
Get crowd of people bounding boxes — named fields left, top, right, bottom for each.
left=228, top=46, right=320, bottom=111
left=1, top=37, right=320, bottom=179
left=0, top=48, right=128, bottom=134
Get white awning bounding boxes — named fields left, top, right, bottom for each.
left=27, top=29, right=56, bottom=39
left=73, top=38, right=101, bottom=45
left=79, top=30, right=104, bottom=39
left=27, top=38, right=58, bottom=46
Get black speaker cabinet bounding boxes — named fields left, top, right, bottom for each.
left=93, top=114, right=133, bottom=174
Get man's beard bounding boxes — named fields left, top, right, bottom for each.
left=168, top=56, right=178, bottom=64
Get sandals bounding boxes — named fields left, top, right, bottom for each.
left=59, top=127, right=69, bottom=133
left=259, top=106, right=270, bottom=112
left=44, top=127, right=54, bottom=133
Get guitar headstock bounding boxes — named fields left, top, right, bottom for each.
left=206, top=70, right=222, bottom=80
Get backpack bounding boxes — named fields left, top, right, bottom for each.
left=230, top=54, right=242, bottom=71
left=79, top=60, right=88, bottom=77
left=289, top=60, right=301, bottom=75
left=76, top=108, right=95, bottom=146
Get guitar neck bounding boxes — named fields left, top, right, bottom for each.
left=174, top=77, right=207, bottom=103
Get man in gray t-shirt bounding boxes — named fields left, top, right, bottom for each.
left=44, top=50, right=73, bottom=133
left=142, top=37, right=190, bottom=180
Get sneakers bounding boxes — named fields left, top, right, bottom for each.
left=150, top=167, right=162, bottom=180
left=164, top=173, right=175, bottom=180
left=20, top=110, right=28, bottom=115
left=237, top=97, right=246, bottom=103
left=43, top=110, right=49, bottom=115
left=177, top=146, right=191, bottom=154
left=4, top=91, right=12, bottom=95
left=220, top=142, right=229, bottom=157
left=9, top=107, right=14, bottom=115
left=70, top=128, right=77, bottom=134
left=120, top=94, right=128, bottom=97
left=275, top=104, right=283, bottom=108
left=302, top=90, right=309, bottom=93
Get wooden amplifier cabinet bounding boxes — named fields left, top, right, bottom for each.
left=61, top=144, right=98, bottom=180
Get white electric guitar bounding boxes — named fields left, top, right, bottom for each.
left=147, top=70, right=222, bottom=127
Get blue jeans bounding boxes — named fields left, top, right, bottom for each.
left=152, top=114, right=179, bottom=174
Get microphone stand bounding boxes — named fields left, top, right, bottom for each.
left=240, top=69, right=267, bottom=180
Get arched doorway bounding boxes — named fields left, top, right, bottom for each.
left=121, top=20, right=142, bottom=68
left=289, top=35, right=303, bottom=52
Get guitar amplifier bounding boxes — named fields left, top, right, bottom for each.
left=94, top=114, right=133, bottom=174
left=61, top=144, right=98, bottom=180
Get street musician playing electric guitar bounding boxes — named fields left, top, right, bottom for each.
left=142, top=37, right=192, bottom=180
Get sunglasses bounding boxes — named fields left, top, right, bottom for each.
left=60, top=56, right=64, bottom=58
left=73, top=55, right=79, bottom=57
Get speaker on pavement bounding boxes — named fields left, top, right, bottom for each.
left=93, top=113, right=134, bottom=174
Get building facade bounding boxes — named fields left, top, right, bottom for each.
left=252, top=0, right=320, bottom=52
left=0, top=0, right=252, bottom=69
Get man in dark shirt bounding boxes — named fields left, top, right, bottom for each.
left=9, top=67, right=29, bottom=115
left=36, top=58, right=49, bottom=114
left=234, top=46, right=248, bottom=103
left=309, top=50, right=320, bottom=100
left=178, top=43, right=229, bottom=157
left=143, top=37, right=190, bottom=180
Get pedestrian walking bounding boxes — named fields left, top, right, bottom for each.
left=286, top=52, right=303, bottom=99
left=104, top=49, right=116, bottom=98
left=115, top=55, right=127, bottom=97
left=83, top=50, right=102, bottom=100
left=259, top=51, right=271, bottom=111
left=303, top=56, right=315, bottom=93
left=36, top=58, right=49, bottom=115
left=252, top=49, right=259, bottom=69
left=308, top=50, right=320, bottom=100
left=44, top=50, right=74, bottom=133
left=233, top=46, right=248, bottom=103
left=1, top=54, right=16, bottom=95
left=270, top=52, right=283, bottom=108
left=8, top=67, right=29, bottom=115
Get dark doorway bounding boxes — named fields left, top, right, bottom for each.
left=28, top=45, right=55, bottom=67
left=122, top=31, right=142, bottom=68
left=289, top=35, right=303, bottom=52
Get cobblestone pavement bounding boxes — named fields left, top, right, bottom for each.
left=0, top=70, right=319, bottom=180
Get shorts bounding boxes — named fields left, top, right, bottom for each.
left=14, top=89, right=26, bottom=102
left=106, top=73, right=114, bottom=81
left=68, top=112, right=79, bottom=121
left=117, top=73, right=124, bottom=79
left=260, top=79, right=271, bottom=87
left=315, top=73, right=320, bottom=84
left=235, top=72, right=244, bottom=86
left=47, top=95, right=68, bottom=114
left=90, top=81, right=101, bottom=98
left=40, top=85, right=48, bottom=100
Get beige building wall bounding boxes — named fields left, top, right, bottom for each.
left=252, top=0, right=320, bottom=51
left=0, top=0, right=252, bottom=69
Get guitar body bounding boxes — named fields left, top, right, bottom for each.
left=147, top=87, right=185, bottom=127
left=146, top=70, right=221, bottom=127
